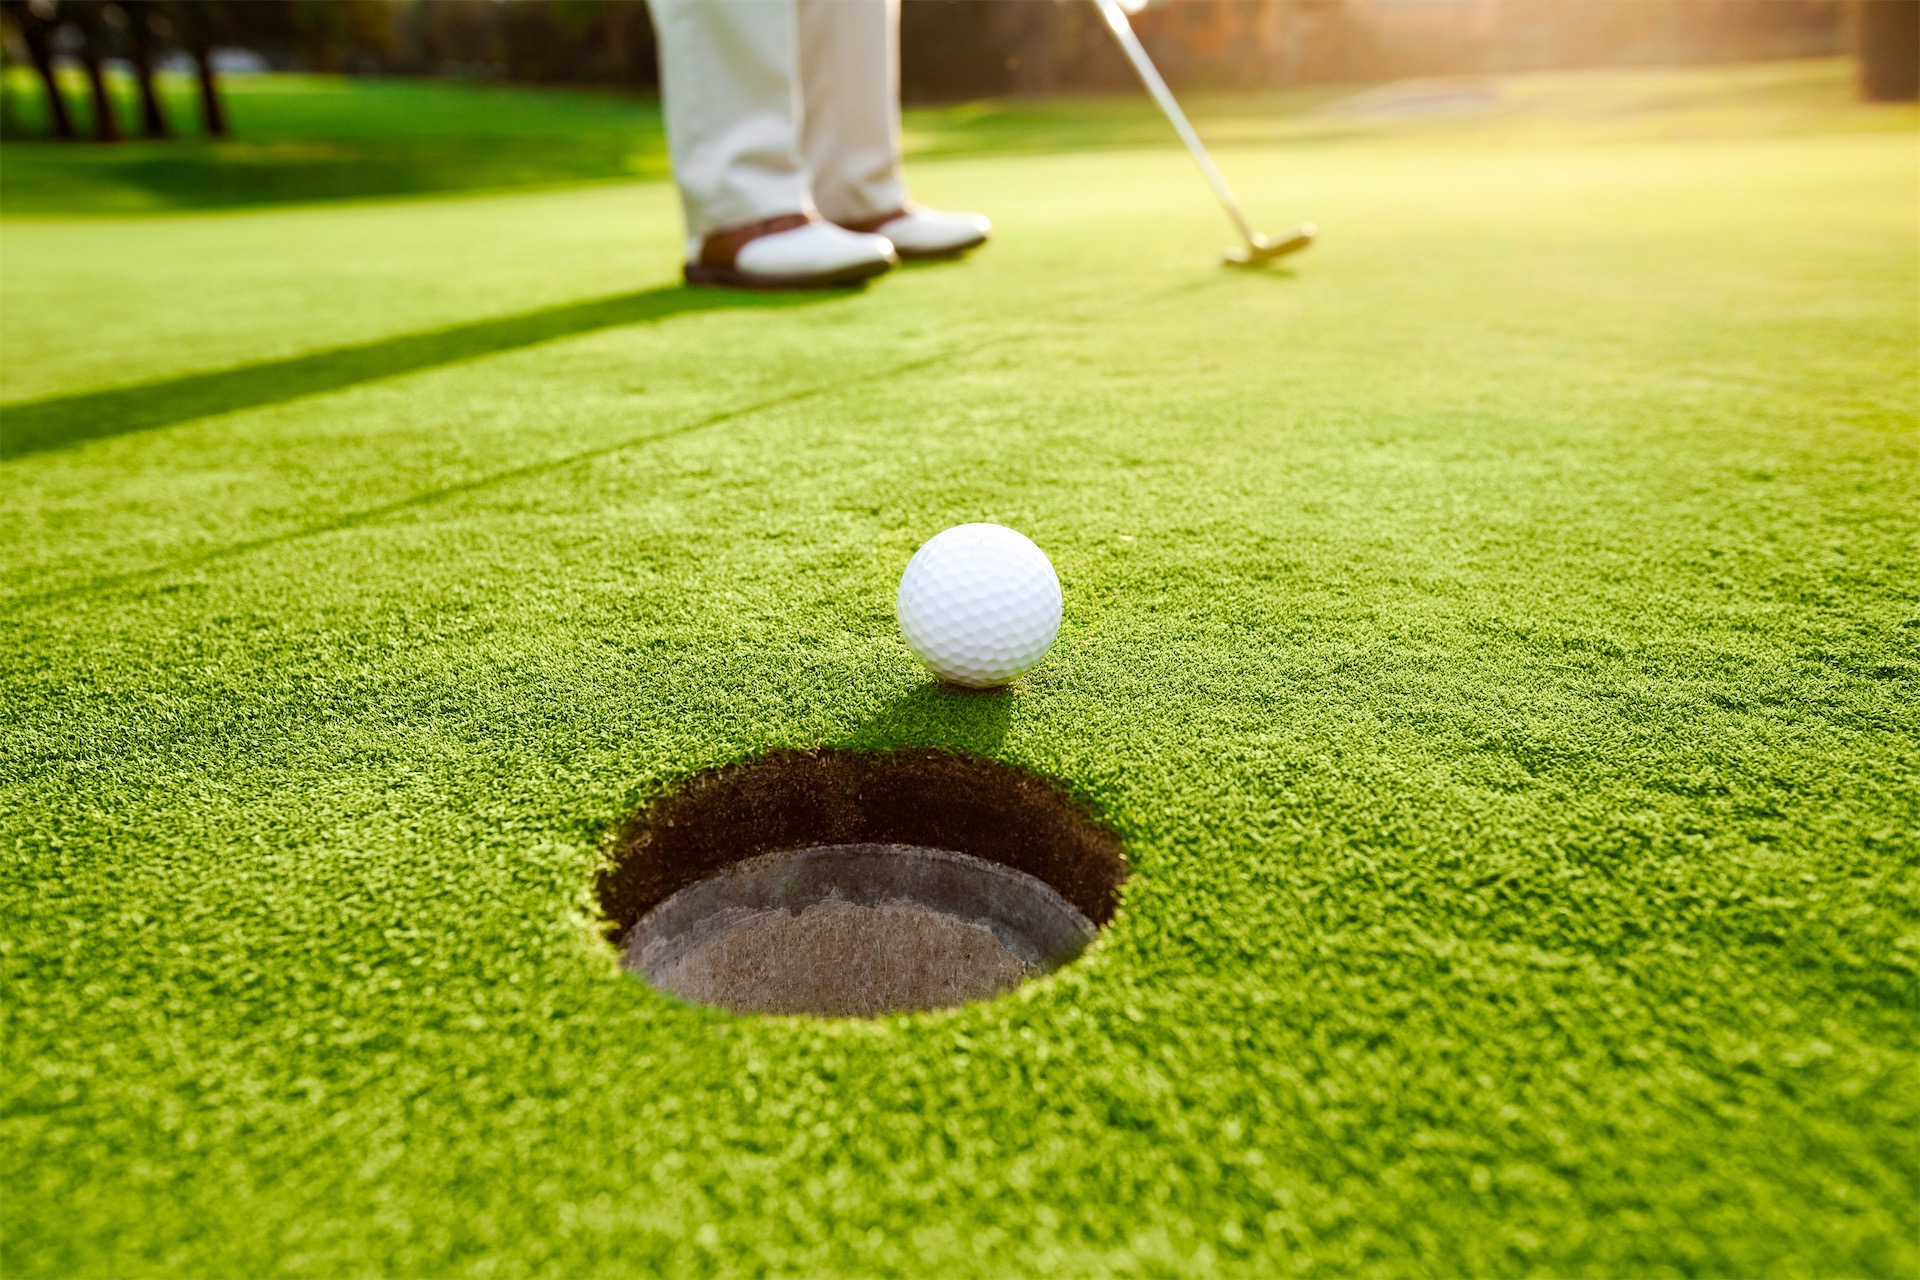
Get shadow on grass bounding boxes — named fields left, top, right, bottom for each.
left=0, top=138, right=671, bottom=215
left=841, top=681, right=1018, bottom=757
left=1, top=283, right=834, bottom=460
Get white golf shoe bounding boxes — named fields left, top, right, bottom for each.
left=840, top=205, right=991, bottom=261
left=685, top=214, right=897, bottom=289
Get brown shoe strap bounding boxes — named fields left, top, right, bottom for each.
left=833, top=207, right=909, bottom=235
left=698, top=213, right=815, bottom=270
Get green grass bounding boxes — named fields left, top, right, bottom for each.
left=0, top=70, right=673, bottom=212
left=3, top=61, right=1917, bottom=1278
left=3, top=58, right=1908, bottom=214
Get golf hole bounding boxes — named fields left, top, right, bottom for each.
left=599, top=750, right=1126, bottom=1017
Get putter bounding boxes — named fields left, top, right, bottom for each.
left=1092, top=0, right=1314, bottom=267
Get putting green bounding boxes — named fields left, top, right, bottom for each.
left=4, top=64, right=1916, bottom=1277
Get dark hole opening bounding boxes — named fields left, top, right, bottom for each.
left=599, top=749, right=1127, bottom=1016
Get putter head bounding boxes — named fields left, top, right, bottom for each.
left=1223, top=223, right=1316, bottom=268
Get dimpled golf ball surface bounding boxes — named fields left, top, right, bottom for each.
left=897, top=524, right=1063, bottom=688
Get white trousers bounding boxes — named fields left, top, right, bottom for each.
left=649, top=0, right=907, bottom=250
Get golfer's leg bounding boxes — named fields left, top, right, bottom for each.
left=796, top=0, right=906, bottom=227
left=649, top=0, right=812, bottom=249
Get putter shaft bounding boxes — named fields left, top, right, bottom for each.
left=1093, top=0, right=1311, bottom=264
left=1094, top=0, right=1258, bottom=245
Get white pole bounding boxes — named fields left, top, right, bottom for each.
left=1092, top=0, right=1258, bottom=248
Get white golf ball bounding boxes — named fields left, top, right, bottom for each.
left=896, top=523, right=1062, bottom=688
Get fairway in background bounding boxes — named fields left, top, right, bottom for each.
left=2, top=58, right=1911, bottom=214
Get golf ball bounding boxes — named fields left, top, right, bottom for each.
left=896, top=523, right=1062, bottom=688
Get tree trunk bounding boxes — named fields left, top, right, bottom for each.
left=0, top=31, right=12, bottom=136
left=124, top=1, right=169, bottom=137
left=75, top=3, right=120, bottom=142
left=167, top=1, right=228, bottom=137
left=188, top=42, right=225, bottom=136
left=1858, top=0, right=1919, bottom=102
left=11, top=4, right=76, bottom=139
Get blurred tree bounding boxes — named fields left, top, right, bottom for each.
left=600, top=0, right=657, bottom=90
left=901, top=0, right=1005, bottom=101
left=1857, top=0, right=1918, bottom=100
left=392, top=0, right=653, bottom=88
left=0, top=23, right=13, bottom=134
left=981, top=0, right=1132, bottom=97
left=2, top=0, right=76, bottom=137
left=987, top=0, right=1062, bottom=96
left=501, top=0, right=579, bottom=83
left=278, top=0, right=400, bottom=74
left=114, top=0, right=169, bottom=137
left=404, top=0, right=507, bottom=78
left=496, top=0, right=652, bottom=87
left=160, top=0, right=227, bottom=136
left=70, top=0, right=119, bottom=139
left=0, top=0, right=1855, bottom=123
